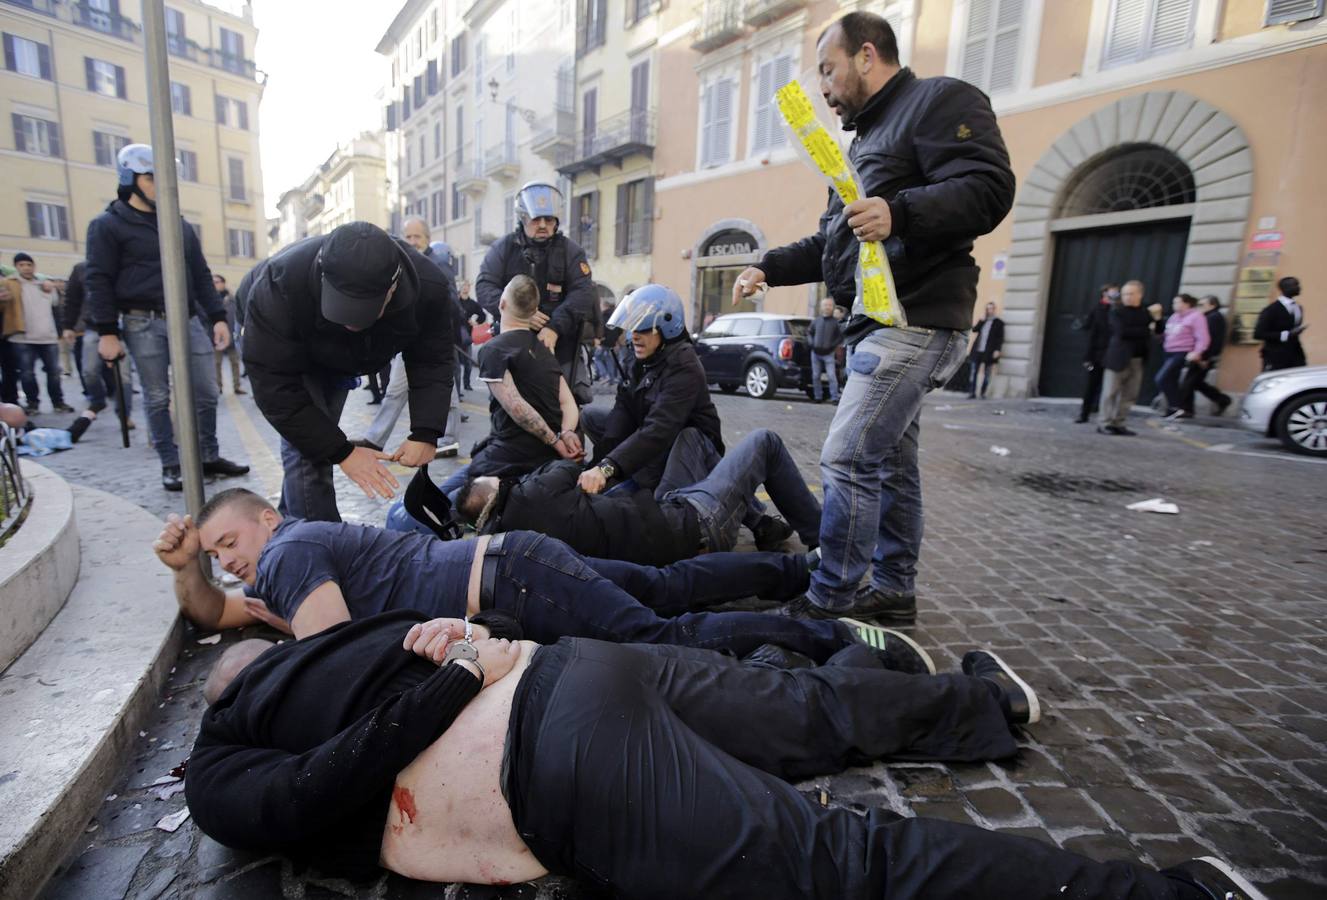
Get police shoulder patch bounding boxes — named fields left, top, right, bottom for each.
left=580, top=261, right=591, bottom=276
left=956, top=123, right=973, bottom=140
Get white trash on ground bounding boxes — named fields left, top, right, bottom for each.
left=1126, top=498, right=1180, bottom=514
left=989, top=445, right=1011, bottom=457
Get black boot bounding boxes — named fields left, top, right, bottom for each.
left=751, top=515, right=794, bottom=552
left=162, top=465, right=183, bottom=491
left=203, top=457, right=250, bottom=477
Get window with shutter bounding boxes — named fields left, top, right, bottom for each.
left=1265, top=0, right=1324, bottom=25
left=474, top=35, right=485, bottom=98
left=171, top=82, right=191, bottom=115
left=638, top=178, right=654, bottom=253
left=4, top=34, right=50, bottom=79
left=115, top=64, right=127, bottom=99
left=710, top=78, right=733, bottom=167
left=751, top=53, right=793, bottom=155
left=699, top=83, right=714, bottom=168
left=11, top=113, right=26, bottom=153
left=228, top=157, right=246, bottom=201
left=582, top=88, right=597, bottom=157
left=179, top=149, right=198, bottom=181
left=1102, top=0, right=1196, bottom=68
left=237, top=100, right=248, bottom=130
left=960, top=0, right=1024, bottom=95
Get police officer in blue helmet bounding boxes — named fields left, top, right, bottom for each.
left=577, top=284, right=791, bottom=551
left=474, top=181, right=597, bottom=398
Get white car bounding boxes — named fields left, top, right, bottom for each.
left=1237, top=365, right=1327, bottom=457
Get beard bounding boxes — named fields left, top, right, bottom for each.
left=829, top=69, right=870, bottom=126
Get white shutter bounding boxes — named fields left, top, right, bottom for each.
left=713, top=78, right=732, bottom=166
left=961, top=0, right=1023, bottom=94
left=752, top=59, right=773, bottom=154
left=769, top=54, right=792, bottom=148
left=1103, top=0, right=1147, bottom=67
left=961, top=0, right=992, bottom=85
left=1266, top=0, right=1325, bottom=25
left=1149, top=0, right=1195, bottom=54
left=699, top=82, right=715, bottom=167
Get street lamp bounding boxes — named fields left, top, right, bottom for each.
left=488, top=75, right=536, bottom=124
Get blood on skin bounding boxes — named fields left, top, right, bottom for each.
left=393, top=785, right=418, bottom=824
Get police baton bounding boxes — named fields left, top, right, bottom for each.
left=107, top=356, right=130, bottom=448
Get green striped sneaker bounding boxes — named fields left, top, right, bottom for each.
left=842, top=619, right=935, bottom=675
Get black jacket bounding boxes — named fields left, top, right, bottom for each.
left=59, top=262, right=87, bottom=332
left=84, top=199, right=226, bottom=335
left=475, top=229, right=596, bottom=365
left=238, top=234, right=456, bottom=464
left=592, top=339, right=724, bottom=478
left=1253, top=300, right=1306, bottom=370
left=481, top=460, right=700, bottom=565
left=968, top=316, right=1004, bottom=360
left=1203, top=309, right=1228, bottom=362
left=1082, top=302, right=1113, bottom=366
left=1103, top=306, right=1162, bottom=372
left=808, top=315, right=845, bottom=354
left=759, top=68, right=1015, bottom=340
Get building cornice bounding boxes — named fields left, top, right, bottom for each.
left=376, top=0, right=432, bottom=54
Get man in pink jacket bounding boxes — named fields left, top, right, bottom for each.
left=1157, top=293, right=1209, bottom=420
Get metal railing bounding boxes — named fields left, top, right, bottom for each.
left=743, top=0, right=807, bottom=27
left=484, top=139, right=519, bottom=174
left=72, top=2, right=141, bottom=41
left=571, top=109, right=656, bottom=163
left=1, top=0, right=58, bottom=15
left=209, top=49, right=258, bottom=80
left=0, top=423, right=31, bottom=544
left=692, top=0, right=744, bottom=51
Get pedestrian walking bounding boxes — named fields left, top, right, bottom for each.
left=212, top=274, right=245, bottom=394
left=808, top=297, right=845, bottom=403
left=5, top=252, right=72, bottom=414
left=85, top=144, right=248, bottom=490
left=1075, top=283, right=1117, bottom=423
left=1097, top=280, right=1162, bottom=436
left=1178, top=295, right=1232, bottom=416
left=1156, top=294, right=1209, bottom=419
left=239, top=221, right=457, bottom=522
left=1253, top=276, right=1308, bottom=371
left=966, top=301, right=1004, bottom=399
left=733, top=12, right=1014, bottom=623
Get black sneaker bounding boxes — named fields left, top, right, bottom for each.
left=1163, top=857, right=1268, bottom=900
left=742, top=643, right=816, bottom=671
left=53, top=402, right=75, bottom=413
left=774, top=594, right=842, bottom=621
left=1115, top=425, right=1137, bottom=436
left=1074, top=414, right=1089, bottom=424
left=961, top=650, right=1041, bottom=725
left=203, top=457, right=250, bottom=477
left=162, top=465, right=183, bottom=491
left=842, top=619, right=935, bottom=675
left=847, top=585, right=917, bottom=624
left=752, top=515, right=794, bottom=552
left=1215, top=396, right=1232, bottom=416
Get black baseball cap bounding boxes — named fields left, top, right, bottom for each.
left=320, top=223, right=402, bottom=330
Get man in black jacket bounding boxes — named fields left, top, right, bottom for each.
left=85, top=143, right=248, bottom=490
left=1253, top=276, right=1308, bottom=371
left=808, top=297, right=845, bottom=402
left=1075, top=283, right=1117, bottom=423
left=457, top=427, right=821, bottom=565
left=966, top=301, right=1004, bottom=400
left=475, top=182, right=596, bottom=376
left=59, top=260, right=134, bottom=425
left=1098, top=280, right=1163, bottom=436
left=238, top=222, right=455, bottom=522
left=1178, top=295, right=1232, bottom=416
left=734, top=12, right=1014, bottom=623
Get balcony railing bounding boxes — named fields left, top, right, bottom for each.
left=692, top=1, right=744, bottom=52
left=531, top=109, right=576, bottom=160
left=72, top=2, right=141, bottom=42
left=484, top=140, right=520, bottom=180
left=453, top=149, right=487, bottom=197
left=209, top=49, right=259, bottom=80
left=1, top=0, right=58, bottom=16
left=743, top=0, right=806, bottom=27
left=558, top=109, right=656, bottom=178
left=167, top=35, right=202, bottom=62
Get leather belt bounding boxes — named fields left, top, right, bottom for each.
left=124, top=308, right=167, bottom=320
left=478, top=532, right=507, bottom=610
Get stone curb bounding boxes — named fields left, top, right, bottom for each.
left=0, top=462, right=79, bottom=673
left=0, top=482, right=182, bottom=900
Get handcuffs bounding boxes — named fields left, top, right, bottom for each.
left=443, top=618, right=485, bottom=685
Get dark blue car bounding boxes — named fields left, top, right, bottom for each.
left=695, top=312, right=842, bottom=400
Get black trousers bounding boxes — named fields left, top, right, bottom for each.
left=1080, top=363, right=1105, bottom=418
left=1178, top=363, right=1229, bottom=414
left=507, top=639, right=1199, bottom=900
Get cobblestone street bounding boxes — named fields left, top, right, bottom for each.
left=30, top=377, right=1327, bottom=900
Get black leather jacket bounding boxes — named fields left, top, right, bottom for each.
left=760, top=68, right=1015, bottom=341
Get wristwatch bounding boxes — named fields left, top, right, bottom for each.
left=598, top=460, right=618, bottom=480
left=443, top=618, right=479, bottom=665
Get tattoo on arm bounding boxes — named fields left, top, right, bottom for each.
left=489, top=375, right=557, bottom=444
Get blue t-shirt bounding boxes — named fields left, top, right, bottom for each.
left=249, top=518, right=476, bottom=623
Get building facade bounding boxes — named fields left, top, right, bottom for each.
left=648, top=0, right=1326, bottom=398
left=0, top=0, right=266, bottom=285
left=269, top=132, right=387, bottom=255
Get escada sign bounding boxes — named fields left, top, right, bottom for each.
left=701, top=229, right=757, bottom=258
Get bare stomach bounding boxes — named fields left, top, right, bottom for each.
left=379, top=640, right=548, bottom=886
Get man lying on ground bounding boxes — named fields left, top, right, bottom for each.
left=154, top=487, right=917, bottom=667
left=0, top=401, right=98, bottom=453
left=455, top=427, right=819, bottom=565
left=185, top=610, right=1261, bottom=900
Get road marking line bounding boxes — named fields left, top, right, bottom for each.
left=1204, top=443, right=1327, bottom=466
left=1144, top=418, right=1211, bottom=449
left=223, top=393, right=284, bottom=499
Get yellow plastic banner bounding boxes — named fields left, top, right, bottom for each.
left=775, top=80, right=904, bottom=327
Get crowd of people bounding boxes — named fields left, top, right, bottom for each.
left=135, top=12, right=1271, bottom=900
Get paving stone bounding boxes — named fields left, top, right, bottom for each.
left=908, top=800, right=977, bottom=826
left=963, top=787, right=1026, bottom=823
left=193, top=861, right=285, bottom=900
left=1195, top=819, right=1298, bottom=870
left=1087, top=786, right=1180, bottom=834
left=1250, top=811, right=1327, bottom=856
left=1060, top=831, right=1144, bottom=864
left=129, top=868, right=179, bottom=900
left=44, top=845, right=148, bottom=900
left=1138, top=772, right=1230, bottom=814
left=1019, top=787, right=1109, bottom=830
left=1258, top=877, right=1327, bottom=900
left=1133, top=836, right=1215, bottom=870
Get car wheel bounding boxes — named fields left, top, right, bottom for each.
left=718, top=383, right=740, bottom=394
left=1274, top=390, right=1327, bottom=457
left=745, top=362, right=776, bottom=400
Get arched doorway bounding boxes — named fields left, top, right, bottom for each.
left=1039, top=144, right=1196, bottom=400
left=997, top=90, right=1253, bottom=398
left=690, top=219, right=766, bottom=327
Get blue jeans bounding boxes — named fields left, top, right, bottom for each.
left=810, top=326, right=967, bottom=610
left=364, top=353, right=409, bottom=449
left=1155, top=350, right=1187, bottom=411
left=13, top=342, right=64, bottom=408
left=278, top=374, right=349, bottom=521
left=584, top=550, right=810, bottom=614
left=491, top=531, right=853, bottom=661
left=967, top=357, right=995, bottom=397
left=666, top=428, right=821, bottom=551
left=811, top=350, right=839, bottom=401
left=120, top=314, right=219, bottom=467
left=80, top=334, right=134, bottom=416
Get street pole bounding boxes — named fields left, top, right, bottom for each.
left=140, top=0, right=205, bottom=518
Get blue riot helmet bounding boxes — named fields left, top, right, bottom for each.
left=428, top=240, right=455, bottom=269
left=514, top=181, right=563, bottom=234
left=116, top=143, right=156, bottom=207
left=608, top=284, right=688, bottom=342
